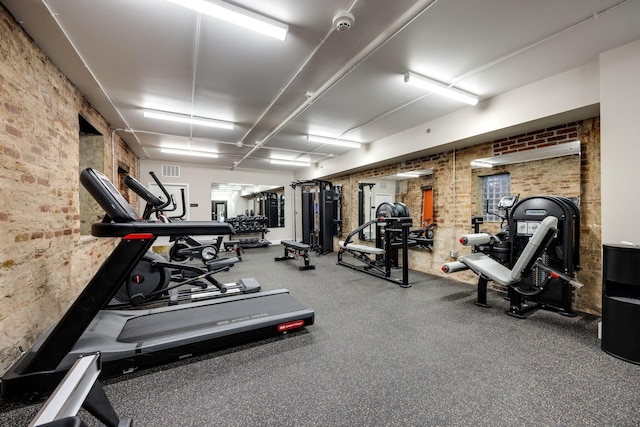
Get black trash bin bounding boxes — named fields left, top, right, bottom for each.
left=602, top=243, right=640, bottom=364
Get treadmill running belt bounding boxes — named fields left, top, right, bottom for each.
left=117, top=293, right=306, bottom=343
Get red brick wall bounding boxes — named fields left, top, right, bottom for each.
left=493, top=122, right=579, bottom=155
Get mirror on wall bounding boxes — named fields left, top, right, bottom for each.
left=357, top=168, right=434, bottom=241
left=211, top=183, right=285, bottom=227
left=470, top=141, right=581, bottom=225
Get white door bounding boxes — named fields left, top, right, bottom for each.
left=374, top=193, right=394, bottom=212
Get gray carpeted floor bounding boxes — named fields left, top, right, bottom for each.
left=2, top=244, right=639, bottom=426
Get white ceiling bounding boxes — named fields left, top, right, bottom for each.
left=3, top=0, right=640, bottom=174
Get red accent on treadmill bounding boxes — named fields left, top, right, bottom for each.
left=277, top=320, right=305, bottom=332
left=550, top=272, right=560, bottom=279
left=123, top=233, right=155, bottom=240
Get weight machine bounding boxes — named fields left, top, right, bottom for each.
left=338, top=202, right=414, bottom=288
left=358, top=183, right=376, bottom=241
left=291, top=180, right=341, bottom=255
left=443, top=195, right=582, bottom=318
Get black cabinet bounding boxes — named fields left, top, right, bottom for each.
left=602, top=244, right=640, bottom=364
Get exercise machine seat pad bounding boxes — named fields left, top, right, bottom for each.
left=339, top=241, right=385, bottom=255
left=457, top=252, right=515, bottom=286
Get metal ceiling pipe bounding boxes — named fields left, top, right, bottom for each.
left=324, top=0, right=634, bottom=154
left=450, top=0, right=633, bottom=86
left=41, top=0, right=147, bottom=159
left=231, top=0, right=440, bottom=170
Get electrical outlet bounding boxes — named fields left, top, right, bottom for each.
left=450, top=250, right=458, bottom=259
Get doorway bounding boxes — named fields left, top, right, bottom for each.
left=212, top=200, right=228, bottom=221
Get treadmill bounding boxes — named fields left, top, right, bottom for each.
left=1, top=168, right=314, bottom=401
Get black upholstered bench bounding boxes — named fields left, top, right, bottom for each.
left=275, top=240, right=315, bottom=271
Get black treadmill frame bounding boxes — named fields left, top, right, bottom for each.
left=1, top=168, right=314, bottom=401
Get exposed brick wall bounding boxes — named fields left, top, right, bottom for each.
left=0, top=6, right=136, bottom=371
left=577, top=117, right=601, bottom=314
left=331, top=118, right=600, bottom=316
left=493, top=122, right=579, bottom=155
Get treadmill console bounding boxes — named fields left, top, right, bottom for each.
left=81, top=168, right=139, bottom=223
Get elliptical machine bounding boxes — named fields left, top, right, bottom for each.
left=165, top=186, right=227, bottom=263
left=110, top=174, right=258, bottom=307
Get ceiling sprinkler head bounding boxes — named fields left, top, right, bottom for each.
left=333, top=10, right=355, bottom=32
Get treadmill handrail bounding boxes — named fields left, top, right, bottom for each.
left=91, top=220, right=236, bottom=237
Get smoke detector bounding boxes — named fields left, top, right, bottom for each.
left=333, top=10, right=355, bottom=32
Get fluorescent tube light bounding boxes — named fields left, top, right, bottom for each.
left=166, top=0, right=288, bottom=41
left=470, top=160, right=493, bottom=168
left=143, top=109, right=234, bottom=129
left=270, top=159, right=310, bottom=166
left=161, top=148, right=219, bottom=158
left=307, top=135, right=361, bottom=149
left=397, top=172, right=420, bottom=178
left=404, top=72, right=478, bottom=106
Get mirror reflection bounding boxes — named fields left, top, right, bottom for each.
left=357, top=168, right=434, bottom=242
left=211, top=183, right=285, bottom=228
left=470, top=141, right=581, bottom=228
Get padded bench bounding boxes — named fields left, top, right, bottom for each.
left=275, top=240, right=315, bottom=270
left=338, top=240, right=385, bottom=255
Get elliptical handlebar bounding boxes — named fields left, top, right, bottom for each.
left=124, top=173, right=172, bottom=219
left=147, top=171, right=172, bottom=216
left=169, top=188, right=187, bottom=220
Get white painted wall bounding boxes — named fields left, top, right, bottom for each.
left=600, top=38, right=640, bottom=245
left=139, top=160, right=296, bottom=243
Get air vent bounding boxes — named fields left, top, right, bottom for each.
left=162, top=164, right=180, bottom=177
left=379, top=182, right=388, bottom=190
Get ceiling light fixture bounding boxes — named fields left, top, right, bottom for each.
left=144, top=109, right=234, bottom=129
left=396, top=172, right=420, bottom=178
left=307, top=135, right=361, bottom=149
left=270, top=159, right=311, bottom=167
left=404, top=72, right=478, bottom=106
left=470, top=160, right=493, bottom=168
left=161, top=148, right=219, bottom=158
left=165, top=0, right=288, bottom=41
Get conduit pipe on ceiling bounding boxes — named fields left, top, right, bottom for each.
left=450, top=0, right=633, bottom=86
left=41, top=0, right=148, bottom=160
left=235, top=1, right=360, bottom=150
left=187, top=13, right=202, bottom=141
left=231, top=0, right=439, bottom=170
left=336, top=0, right=634, bottom=149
